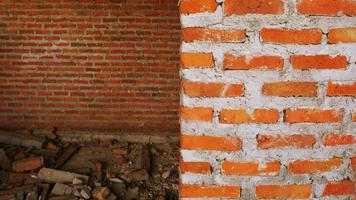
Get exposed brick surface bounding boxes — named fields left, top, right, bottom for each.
left=323, top=180, right=355, bottom=196
left=222, top=160, right=280, bottom=175
left=261, top=28, right=323, bottom=44
left=219, top=109, right=279, bottom=124
left=224, top=0, right=284, bottom=16
left=256, top=184, right=312, bottom=199
left=288, top=158, right=342, bottom=174
left=262, top=82, right=317, bottom=97
left=284, top=109, right=343, bottom=123
left=290, top=55, right=348, bottom=70
left=0, top=0, right=180, bottom=135
left=179, top=0, right=356, bottom=198
left=181, top=28, right=246, bottom=43
left=224, top=54, right=284, bottom=70
left=297, top=0, right=356, bottom=16
left=182, top=81, right=244, bottom=97
left=180, top=184, right=240, bottom=198
left=180, top=161, right=211, bottom=174
left=257, top=134, right=316, bottom=149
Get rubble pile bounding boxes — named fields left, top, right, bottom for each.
left=0, top=130, right=179, bottom=200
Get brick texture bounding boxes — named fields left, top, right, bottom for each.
left=0, top=0, right=180, bottom=136
left=179, top=0, right=356, bottom=199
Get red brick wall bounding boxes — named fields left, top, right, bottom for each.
left=0, top=0, right=180, bottom=136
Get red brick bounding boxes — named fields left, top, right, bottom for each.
left=180, top=184, right=240, bottom=198
left=256, top=184, right=312, bottom=199
left=182, top=81, right=244, bottom=97
left=290, top=55, right=348, bottom=70
left=180, top=107, right=213, bottom=122
left=180, top=161, right=211, bottom=174
left=323, top=133, right=356, bottom=146
left=297, top=0, right=356, bottom=16
left=180, top=53, right=214, bottom=69
left=288, top=158, right=342, bottom=174
left=262, top=82, right=317, bottom=97
left=222, top=160, right=280, bottom=175
left=182, top=28, right=246, bottom=42
left=181, top=135, right=242, bottom=151
left=328, top=28, right=356, bottom=43
left=257, top=134, right=316, bottom=149
left=224, top=0, right=284, bottom=16
left=224, top=54, right=284, bottom=70
left=92, top=187, right=110, bottom=200
left=261, top=28, right=322, bottom=44
left=351, top=157, right=356, bottom=170
left=327, top=82, right=356, bottom=96
left=284, top=109, right=343, bottom=123
left=12, top=157, right=44, bottom=172
left=180, top=0, right=218, bottom=14
left=323, top=180, right=355, bottom=196
left=220, top=109, right=279, bottom=124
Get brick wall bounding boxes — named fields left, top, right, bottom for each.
left=0, top=0, right=180, bottom=136
left=179, top=0, right=356, bottom=199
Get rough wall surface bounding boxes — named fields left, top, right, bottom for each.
left=0, top=0, right=180, bottom=136
left=179, top=0, right=356, bottom=199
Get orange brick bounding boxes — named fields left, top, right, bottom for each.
left=297, top=0, right=356, bottom=16
left=261, top=28, right=322, bottom=44
left=323, top=133, right=356, bottom=146
left=284, top=109, right=343, bottom=123
left=180, top=107, right=213, bottom=122
left=323, top=180, right=355, bottom=196
left=224, top=0, right=284, bottom=16
left=180, top=184, right=240, bottom=198
left=351, top=157, right=356, bottom=170
left=291, top=55, right=348, bottom=70
left=222, top=160, right=280, bottom=175
left=182, top=81, right=244, bottom=97
left=262, top=82, right=317, bottom=97
left=182, top=28, right=246, bottom=43
left=180, top=53, right=214, bottom=69
left=257, top=134, right=316, bottom=149
left=180, top=161, right=211, bottom=174
left=256, top=184, right=312, bottom=199
left=12, top=157, right=44, bottom=172
left=327, top=82, right=356, bottom=96
left=181, top=135, right=241, bottom=151
left=288, top=158, right=342, bottom=174
left=224, top=54, right=284, bottom=70
left=180, top=0, right=218, bottom=14
left=353, top=113, right=356, bottom=122
left=328, top=28, right=356, bottom=43
left=220, top=109, right=279, bottom=124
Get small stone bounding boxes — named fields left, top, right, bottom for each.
left=80, top=187, right=91, bottom=199
left=72, top=177, right=83, bottom=185
left=126, top=187, right=139, bottom=200
left=51, top=183, right=73, bottom=196
left=106, top=193, right=117, bottom=200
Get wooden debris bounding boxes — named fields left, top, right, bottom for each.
left=37, top=168, right=89, bottom=184
left=0, top=130, right=45, bottom=149
left=52, top=144, right=79, bottom=169
left=0, top=149, right=11, bottom=170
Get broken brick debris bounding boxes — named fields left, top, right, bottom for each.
left=0, top=129, right=179, bottom=199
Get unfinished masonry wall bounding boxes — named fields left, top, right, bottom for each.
left=0, top=0, right=180, bottom=137
left=179, top=0, right=356, bottom=199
